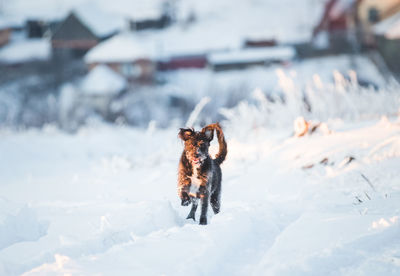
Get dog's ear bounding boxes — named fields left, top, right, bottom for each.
left=201, top=125, right=214, bottom=141
left=179, top=128, right=193, bottom=141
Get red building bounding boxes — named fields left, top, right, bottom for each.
left=157, top=54, right=208, bottom=71
left=313, top=0, right=362, bottom=51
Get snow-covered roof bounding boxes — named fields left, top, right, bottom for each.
left=208, top=47, right=296, bottom=65
left=175, top=0, right=325, bottom=44
left=2, top=0, right=324, bottom=48
left=84, top=33, right=154, bottom=63
left=0, top=17, right=20, bottom=29
left=2, top=0, right=163, bottom=25
left=154, top=26, right=240, bottom=58
left=373, top=12, right=400, bottom=40
left=80, top=65, right=127, bottom=96
left=0, top=38, right=50, bottom=64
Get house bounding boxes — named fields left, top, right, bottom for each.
left=243, top=38, right=277, bottom=48
left=356, top=0, right=400, bottom=46
left=79, top=65, right=127, bottom=116
left=51, top=8, right=123, bottom=58
left=243, top=34, right=277, bottom=48
left=312, top=0, right=360, bottom=52
left=25, top=19, right=62, bottom=39
left=84, top=33, right=155, bottom=81
left=123, top=0, right=174, bottom=31
left=373, top=11, right=400, bottom=75
left=157, top=54, right=208, bottom=71
left=208, top=46, right=296, bottom=72
left=153, top=25, right=237, bottom=71
left=0, top=20, right=13, bottom=47
left=129, top=9, right=172, bottom=31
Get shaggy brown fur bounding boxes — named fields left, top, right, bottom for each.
left=177, top=123, right=227, bottom=225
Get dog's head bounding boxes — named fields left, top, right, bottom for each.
left=179, top=125, right=214, bottom=165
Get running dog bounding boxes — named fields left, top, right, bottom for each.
left=177, top=123, right=227, bottom=225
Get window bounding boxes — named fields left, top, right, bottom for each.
left=121, top=63, right=142, bottom=78
left=368, top=7, right=379, bottom=23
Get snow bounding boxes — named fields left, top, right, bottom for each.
left=84, top=33, right=154, bottom=63
left=180, top=0, right=325, bottom=44
left=103, top=0, right=164, bottom=21
left=208, top=46, right=296, bottom=64
left=73, top=5, right=125, bottom=38
left=80, top=65, right=127, bottom=96
left=373, top=12, right=400, bottom=40
left=1, top=110, right=400, bottom=275
left=0, top=38, right=50, bottom=64
left=1, top=1, right=400, bottom=273
left=1, top=51, right=400, bottom=274
left=2, top=0, right=325, bottom=52
left=1, top=0, right=163, bottom=25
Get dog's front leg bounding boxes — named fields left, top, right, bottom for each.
left=186, top=197, right=198, bottom=221
left=199, top=192, right=209, bottom=225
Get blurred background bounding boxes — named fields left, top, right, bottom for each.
left=0, top=0, right=399, bottom=131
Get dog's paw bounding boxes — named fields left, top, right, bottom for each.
left=181, top=198, right=190, bottom=206
left=199, top=216, right=207, bottom=225
left=180, top=192, right=191, bottom=206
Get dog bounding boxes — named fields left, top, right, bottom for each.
left=177, top=123, right=227, bottom=225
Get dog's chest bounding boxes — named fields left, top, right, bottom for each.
left=189, top=164, right=210, bottom=195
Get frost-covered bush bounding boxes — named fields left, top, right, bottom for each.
left=1, top=56, right=399, bottom=131
left=221, top=69, right=400, bottom=133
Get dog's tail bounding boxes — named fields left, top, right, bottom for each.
left=212, top=123, right=227, bottom=165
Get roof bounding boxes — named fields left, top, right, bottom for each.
left=80, top=65, right=127, bottom=96
left=208, top=47, right=296, bottom=65
left=52, top=12, right=97, bottom=41
left=373, top=12, right=400, bottom=39
left=84, top=33, right=154, bottom=63
left=1, top=0, right=163, bottom=24
left=0, top=17, right=20, bottom=29
left=0, top=38, right=50, bottom=64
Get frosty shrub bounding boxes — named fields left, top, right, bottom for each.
left=221, top=69, right=400, bottom=133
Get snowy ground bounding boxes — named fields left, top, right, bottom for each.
left=1, top=111, right=400, bottom=275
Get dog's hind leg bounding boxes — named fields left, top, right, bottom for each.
left=210, top=190, right=220, bottom=214
left=199, top=193, right=209, bottom=225
left=186, top=198, right=198, bottom=221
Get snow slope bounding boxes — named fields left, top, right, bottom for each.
left=1, top=112, right=400, bottom=275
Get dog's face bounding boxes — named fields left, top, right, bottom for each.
left=179, top=126, right=214, bottom=165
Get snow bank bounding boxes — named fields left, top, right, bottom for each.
left=0, top=199, right=48, bottom=251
